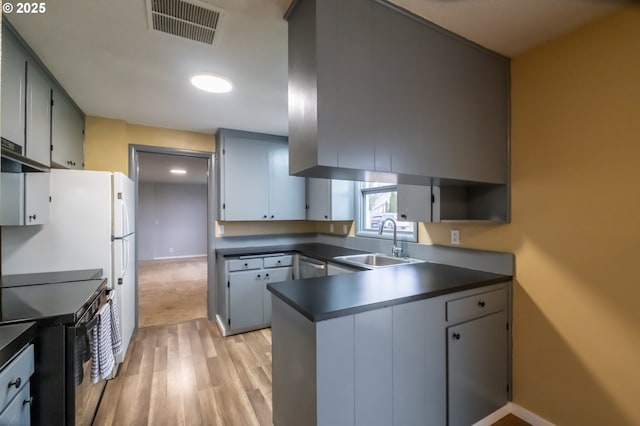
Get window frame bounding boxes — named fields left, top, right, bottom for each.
left=355, top=182, right=418, bottom=242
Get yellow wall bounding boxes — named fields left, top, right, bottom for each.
left=421, top=7, right=640, bottom=425
left=84, top=116, right=215, bottom=174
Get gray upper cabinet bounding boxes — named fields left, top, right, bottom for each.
left=1, top=26, right=27, bottom=152
left=25, top=60, right=52, bottom=167
left=0, top=172, right=50, bottom=226
left=287, top=0, right=510, bottom=184
left=1, top=21, right=85, bottom=171
left=1, top=24, right=51, bottom=168
left=51, top=87, right=85, bottom=169
left=218, top=129, right=305, bottom=221
left=306, top=178, right=354, bottom=221
left=397, top=184, right=432, bottom=223
left=398, top=184, right=509, bottom=222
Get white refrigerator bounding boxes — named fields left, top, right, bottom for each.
left=2, top=169, right=136, bottom=363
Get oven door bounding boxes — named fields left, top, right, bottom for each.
left=66, top=291, right=108, bottom=426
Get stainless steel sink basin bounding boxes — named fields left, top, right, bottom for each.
left=333, top=253, right=425, bottom=269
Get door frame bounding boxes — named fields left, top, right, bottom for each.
left=128, top=144, right=217, bottom=330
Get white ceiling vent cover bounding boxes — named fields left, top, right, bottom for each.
left=146, top=0, right=224, bottom=45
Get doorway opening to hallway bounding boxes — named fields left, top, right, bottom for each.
left=135, top=150, right=212, bottom=327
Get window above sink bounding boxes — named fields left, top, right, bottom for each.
left=355, top=182, right=418, bottom=242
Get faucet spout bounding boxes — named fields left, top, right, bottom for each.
left=378, top=217, right=402, bottom=257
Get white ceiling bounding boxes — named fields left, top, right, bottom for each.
left=138, top=152, right=209, bottom=184
left=6, top=0, right=627, bottom=137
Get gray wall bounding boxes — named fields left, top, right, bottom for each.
left=138, top=182, right=207, bottom=260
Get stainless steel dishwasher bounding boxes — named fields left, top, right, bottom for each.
left=298, top=256, right=327, bottom=279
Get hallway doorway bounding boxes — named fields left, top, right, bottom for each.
left=132, top=148, right=214, bottom=328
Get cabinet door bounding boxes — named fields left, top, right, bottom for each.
left=221, top=136, right=269, bottom=220
left=1, top=27, right=27, bottom=150
left=268, top=141, right=305, bottom=220
left=51, top=88, right=84, bottom=169
left=24, top=172, right=50, bottom=225
left=397, top=184, right=432, bottom=222
left=0, top=173, right=25, bottom=225
left=228, top=270, right=264, bottom=330
left=306, top=178, right=330, bottom=220
left=329, top=180, right=355, bottom=221
left=448, top=311, right=508, bottom=426
left=26, top=60, right=51, bottom=167
left=262, top=267, right=292, bottom=323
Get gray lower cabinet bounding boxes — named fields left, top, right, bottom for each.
left=0, top=344, right=35, bottom=426
left=271, top=282, right=510, bottom=426
left=219, top=254, right=293, bottom=335
left=448, top=311, right=508, bottom=426
left=228, top=270, right=265, bottom=331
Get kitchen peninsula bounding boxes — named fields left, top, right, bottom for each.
left=268, top=261, right=512, bottom=426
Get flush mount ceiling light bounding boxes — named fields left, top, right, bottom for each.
left=170, top=169, right=187, bottom=174
left=191, top=73, right=233, bottom=93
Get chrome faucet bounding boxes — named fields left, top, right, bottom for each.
left=378, top=218, right=402, bottom=257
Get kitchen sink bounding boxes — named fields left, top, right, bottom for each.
left=333, top=253, right=425, bottom=269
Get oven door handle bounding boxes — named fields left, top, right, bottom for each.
left=77, top=316, right=99, bottom=336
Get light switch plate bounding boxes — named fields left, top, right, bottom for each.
left=342, top=224, right=348, bottom=234
left=329, top=224, right=334, bottom=233
left=219, top=225, right=224, bottom=235
left=451, top=229, right=460, bottom=245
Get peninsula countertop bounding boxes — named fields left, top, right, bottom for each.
left=267, top=261, right=511, bottom=322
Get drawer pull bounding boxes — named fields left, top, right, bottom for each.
left=478, top=300, right=486, bottom=307
left=8, top=378, right=22, bottom=389
left=23, top=397, right=33, bottom=406
left=452, top=333, right=461, bottom=340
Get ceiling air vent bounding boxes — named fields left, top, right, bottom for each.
left=146, top=0, right=224, bottom=45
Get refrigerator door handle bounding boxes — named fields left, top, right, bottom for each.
left=122, top=202, right=130, bottom=236
left=120, top=239, right=129, bottom=284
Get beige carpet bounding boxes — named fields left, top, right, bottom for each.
left=138, top=257, right=208, bottom=328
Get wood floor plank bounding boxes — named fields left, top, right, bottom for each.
left=247, top=388, right=273, bottom=426
left=94, top=319, right=274, bottom=426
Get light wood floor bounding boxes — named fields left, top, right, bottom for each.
left=94, top=319, right=273, bottom=426
left=138, top=257, right=208, bottom=328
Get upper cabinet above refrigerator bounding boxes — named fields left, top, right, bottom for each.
left=1, top=19, right=85, bottom=172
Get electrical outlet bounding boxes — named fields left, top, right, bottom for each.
left=218, top=225, right=224, bottom=235
left=450, top=229, right=460, bottom=245
left=343, top=224, right=348, bottom=234
left=329, top=224, right=334, bottom=233
left=169, top=247, right=174, bottom=253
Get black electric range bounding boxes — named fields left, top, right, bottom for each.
left=0, top=271, right=108, bottom=425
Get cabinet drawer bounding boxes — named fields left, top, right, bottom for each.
left=446, top=288, right=506, bottom=323
left=0, top=382, right=30, bottom=426
left=0, top=344, right=34, bottom=411
left=228, top=258, right=263, bottom=272
left=263, top=255, right=293, bottom=268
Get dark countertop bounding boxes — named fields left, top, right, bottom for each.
left=0, top=322, right=36, bottom=370
left=268, top=262, right=511, bottom=322
left=0, top=279, right=107, bottom=325
left=216, top=243, right=369, bottom=268
left=1, top=269, right=103, bottom=287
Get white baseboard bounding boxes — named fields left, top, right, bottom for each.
left=473, top=402, right=555, bottom=426
left=152, top=254, right=207, bottom=260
